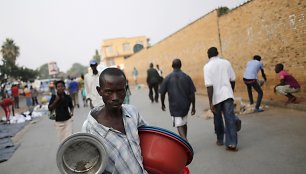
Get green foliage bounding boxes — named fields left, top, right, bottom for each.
left=66, top=63, right=87, bottom=78
left=217, top=6, right=230, bottom=16
left=1, top=38, right=20, bottom=64
left=0, top=38, right=38, bottom=82
left=93, top=49, right=101, bottom=64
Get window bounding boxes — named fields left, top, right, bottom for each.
left=106, top=46, right=113, bottom=54
left=122, top=43, right=130, bottom=51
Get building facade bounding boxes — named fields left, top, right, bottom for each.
left=101, top=36, right=149, bottom=69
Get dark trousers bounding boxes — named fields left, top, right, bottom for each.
left=14, top=96, right=19, bottom=108
left=243, top=78, right=263, bottom=109
left=148, top=83, right=159, bottom=102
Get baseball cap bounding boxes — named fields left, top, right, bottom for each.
left=90, top=60, right=98, bottom=66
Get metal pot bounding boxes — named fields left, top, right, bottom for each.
left=56, top=133, right=108, bottom=174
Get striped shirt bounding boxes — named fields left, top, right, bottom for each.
left=82, top=104, right=148, bottom=174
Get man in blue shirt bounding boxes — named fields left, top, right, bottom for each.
left=243, top=55, right=267, bottom=112
left=159, top=59, right=196, bottom=141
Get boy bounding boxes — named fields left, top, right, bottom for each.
left=274, top=63, right=300, bottom=104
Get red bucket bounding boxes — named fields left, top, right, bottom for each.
left=139, top=126, right=193, bottom=174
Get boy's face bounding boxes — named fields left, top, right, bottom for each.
left=97, top=74, right=126, bottom=110
left=56, top=83, right=65, bottom=95
left=275, top=65, right=281, bottom=73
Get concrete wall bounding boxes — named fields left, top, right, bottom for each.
left=124, top=0, right=306, bottom=104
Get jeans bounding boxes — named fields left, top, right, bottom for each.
left=243, top=79, right=263, bottom=109
left=213, top=98, right=238, bottom=146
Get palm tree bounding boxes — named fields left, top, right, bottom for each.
left=1, top=38, right=20, bottom=64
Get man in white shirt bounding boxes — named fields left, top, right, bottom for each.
left=84, top=60, right=105, bottom=108
left=203, top=47, right=240, bottom=151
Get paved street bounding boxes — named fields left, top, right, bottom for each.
left=0, top=86, right=306, bottom=174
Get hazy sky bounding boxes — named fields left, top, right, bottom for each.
left=0, top=0, right=247, bottom=72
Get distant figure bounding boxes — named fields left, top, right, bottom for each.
left=146, top=63, right=160, bottom=103
left=31, top=86, right=39, bottom=106
left=274, top=63, right=300, bottom=105
left=132, top=67, right=139, bottom=85
left=0, top=95, right=15, bottom=124
left=82, top=67, right=148, bottom=174
left=79, top=74, right=87, bottom=107
left=68, top=77, right=80, bottom=108
left=203, top=47, right=240, bottom=151
left=156, top=64, right=164, bottom=84
left=159, top=59, right=196, bottom=141
left=24, top=85, right=33, bottom=113
left=84, top=60, right=104, bottom=108
left=243, top=55, right=267, bottom=112
left=11, top=84, right=19, bottom=109
left=124, top=80, right=131, bottom=104
left=49, top=81, right=56, bottom=95
left=48, top=80, right=74, bottom=143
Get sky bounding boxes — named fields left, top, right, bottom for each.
left=0, top=0, right=247, bottom=72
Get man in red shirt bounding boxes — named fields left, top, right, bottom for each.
left=11, top=84, right=19, bottom=109
left=0, top=96, right=15, bottom=124
left=274, top=63, right=301, bottom=104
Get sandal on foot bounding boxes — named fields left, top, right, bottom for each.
left=226, top=145, right=238, bottom=152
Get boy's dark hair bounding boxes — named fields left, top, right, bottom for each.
left=253, top=55, right=261, bottom=61
left=99, top=68, right=127, bottom=87
left=207, top=47, right=218, bottom=58
left=55, top=80, right=65, bottom=87
left=275, top=63, right=284, bottom=70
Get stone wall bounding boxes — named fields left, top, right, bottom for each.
left=124, top=0, right=306, bottom=104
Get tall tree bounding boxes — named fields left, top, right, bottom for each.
left=93, top=49, right=101, bottom=64
left=0, top=38, right=20, bottom=82
left=1, top=38, right=20, bottom=64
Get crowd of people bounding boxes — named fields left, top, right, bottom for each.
left=1, top=47, right=301, bottom=173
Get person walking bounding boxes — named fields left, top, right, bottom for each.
left=11, top=84, right=19, bottom=109
left=243, top=55, right=267, bottom=112
left=160, top=59, right=196, bottom=141
left=84, top=60, right=105, bottom=108
left=132, top=67, right=139, bottom=85
left=146, top=63, right=160, bottom=103
left=79, top=74, right=87, bottom=107
left=24, top=85, right=33, bottom=113
left=274, top=63, right=301, bottom=105
left=68, top=77, right=80, bottom=108
left=82, top=67, right=148, bottom=174
left=31, top=86, right=39, bottom=106
left=203, top=47, right=240, bottom=151
left=48, top=80, right=74, bottom=143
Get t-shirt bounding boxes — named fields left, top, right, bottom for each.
left=278, top=70, right=300, bottom=89
left=243, top=60, right=264, bottom=80
left=69, top=80, right=79, bottom=93
left=159, top=69, right=196, bottom=117
left=11, top=86, right=19, bottom=97
left=48, top=94, right=73, bottom=122
left=204, top=56, right=236, bottom=105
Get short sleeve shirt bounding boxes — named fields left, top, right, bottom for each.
left=159, top=69, right=196, bottom=117
left=243, top=60, right=264, bottom=79
left=204, top=56, right=235, bottom=105
left=82, top=104, right=148, bottom=174
left=278, top=70, right=300, bottom=89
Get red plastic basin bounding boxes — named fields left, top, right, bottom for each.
left=139, top=129, right=193, bottom=174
